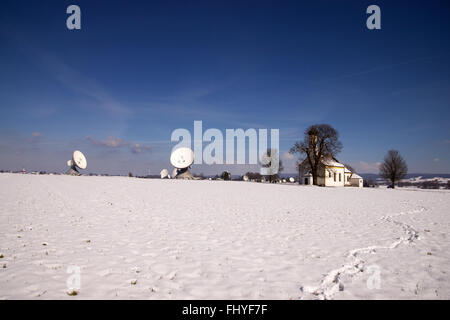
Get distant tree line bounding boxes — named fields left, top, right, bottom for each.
left=363, top=178, right=378, bottom=188
left=398, top=179, right=447, bottom=189
left=245, top=172, right=263, bottom=181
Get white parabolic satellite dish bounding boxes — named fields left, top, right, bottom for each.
left=170, top=147, right=195, bottom=179
left=170, top=147, right=194, bottom=169
left=243, top=175, right=249, bottom=181
left=66, top=150, right=87, bottom=175
left=73, top=150, right=87, bottom=169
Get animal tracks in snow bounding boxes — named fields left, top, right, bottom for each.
left=301, top=207, right=427, bottom=300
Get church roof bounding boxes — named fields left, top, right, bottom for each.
left=321, top=156, right=345, bottom=168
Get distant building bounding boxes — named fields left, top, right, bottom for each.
left=349, top=173, right=363, bottom=188
left=299, top=156, right=363, bottom=187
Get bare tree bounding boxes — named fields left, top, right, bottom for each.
left=289, top=124, right=342, bottom=185
left=220, top=171, right=231, bottom=181
left=379, top=150, right=408, bottom=189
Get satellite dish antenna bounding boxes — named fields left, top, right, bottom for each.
left=289, top=177, right=295, bottom=183
left=66, top=150, right=87, bottom=176
left=243, top=175, right=249, bottom=181
left=170, top=147, right=195, bottom=179
left=160, top=169, right=169, bottom=179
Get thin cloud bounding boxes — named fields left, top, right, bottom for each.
left=39, top=53, right=132, bottom=116
left=29, top=132, right=43, bottom=143
left=2, top=28, right=131, bottom=117
left=131, top=143, right=151, bottom=154
left=282, top=152, right=294, bottom=160
left=352, top=161, right=382, bottom=173
left=86, top=136, right=129, bottom=148
left=86, top=136, right=151, bottom=154
left=313, top=55, right=442, bottom=84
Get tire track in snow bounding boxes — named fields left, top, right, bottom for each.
left=300, top=206, right=426, bottom=300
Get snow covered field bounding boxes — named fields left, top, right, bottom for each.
left=0, top=173, right=449, bottom=300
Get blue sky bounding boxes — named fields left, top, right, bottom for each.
left=1, top=0, right=449, bottom=175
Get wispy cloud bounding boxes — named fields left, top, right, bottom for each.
left=131, top=143, right=151, bottom=154
left=352, top=161, right=382, bottom=173
left=313, top=55, right=442, bottom=84
left=29, top=132, right=43, bottom=144
left=86, top=136, right=129, bottom=148
left=39, top=52, right=132, bottom=116
left=86, top=136, right=151, bottom=154
left=2, top=28, right=132, bottom=117
left=282, top=152, right=294, bottom=160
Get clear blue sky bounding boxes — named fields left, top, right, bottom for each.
left=1, top=0, right=449, bottom=175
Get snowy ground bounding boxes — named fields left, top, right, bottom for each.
left=0, top=173, right=449, bottom=300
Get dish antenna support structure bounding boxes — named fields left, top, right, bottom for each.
left=160, top=169, right=170, bottom=179
left=170, top=147, right=195, bottom=179
left=66, top=150, right=87, bottom=176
